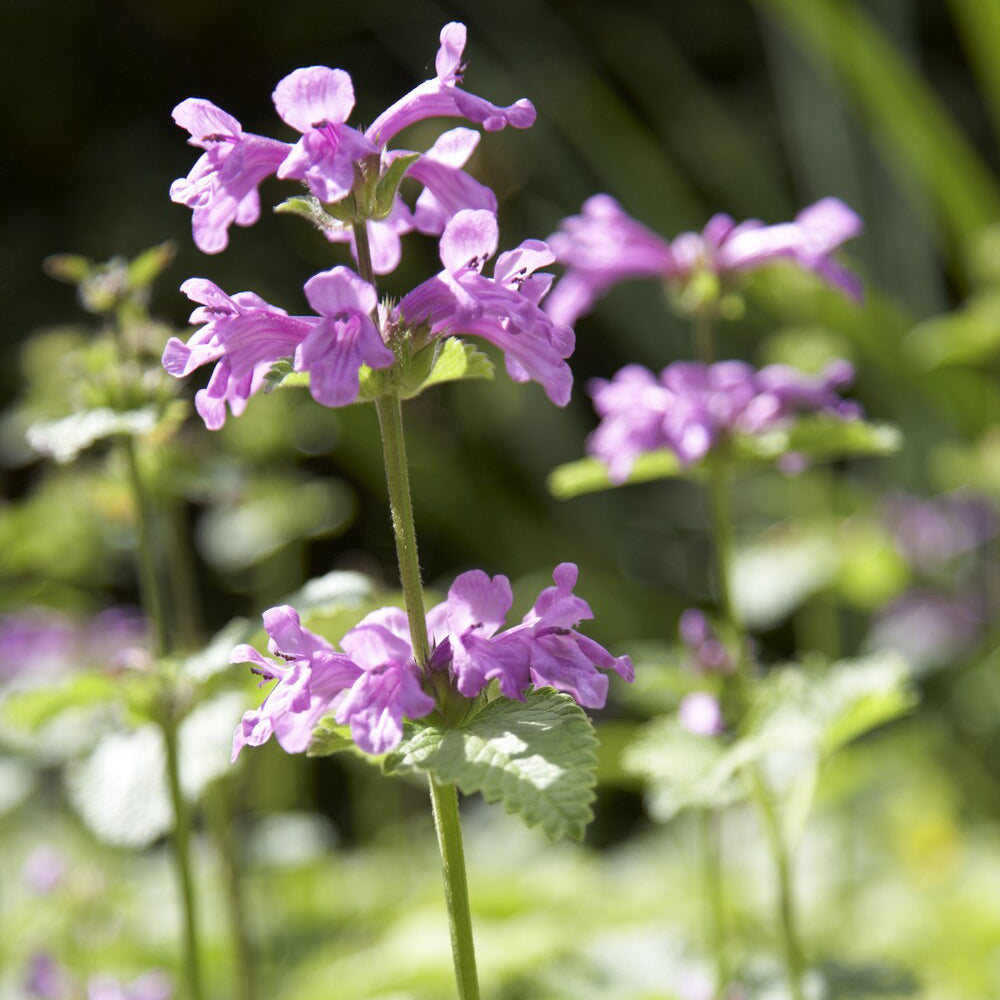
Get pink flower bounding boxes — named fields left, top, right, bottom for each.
left=546, top=195, right=864, bottom=326
left=170, top=99, right=290, bottom=254
left=272, top=67, right=377, bottom=203
left=366, top=22, right=535, bottom=147
left=398, top=210, right=575, bottom=405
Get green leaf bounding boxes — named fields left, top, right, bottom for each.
left=3, top=670, right=118, bottom=732
left=548, top=417, right=899, bottom=499
left=26, top=407, right=158, bottom=463
left=548, top=450, right=683, bottom=499
left=732, top=527, right=841, bottom=629
left=623, top=717, right=752, bottom=821
left=275, top=194, right=355, bottom=228
left=905, top=291, right=1000, bottom=368
left=308, top=717, right=368, bottom=758
left=126, top=240, right=176, bottom=289
left=745, top=415, right=902, bottom=461
left=384, top=689, right=599, bottom=841
left=43, top=253, right=92, bottom=285
left=400, top=337, right=494, bottom=399
left=372, top=152, right=420, bottom=220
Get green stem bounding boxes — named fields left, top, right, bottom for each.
left=121, top=437, right=204, bottom=1000
left=374, top=393, right=431, bottom=666
left=122, top=437, right=169, bottom=657
left=354, top=216, right=481, bottom=998
left=750, top=771, right=806, bottom=1000
left=700, top=810, right=729, bottom=992
left=694, top=309, right=805, bottom=999
left=205, top=779, right=256, bottom=1000
left=429, top=777, right=482, bottom=1000
left=161, top=703, right=206, bottom=1000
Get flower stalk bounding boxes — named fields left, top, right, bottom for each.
left=695, top=311, right=806, bottom=1000
left=357, top=218, right=481, bottom=1000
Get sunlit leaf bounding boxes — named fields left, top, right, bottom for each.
left=384, top=689, right=599, bottom=841
left=548, top=417, right=899, bottom=499
left=27, top=407, right=158, bottom=463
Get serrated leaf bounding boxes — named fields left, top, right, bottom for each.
left=27, top=407, right=158, bottom=463
left=372, top=153, right=420, bottom=220
left=384, top=689, right=599, bottom=840
left=66, top=724, right=173, bottom=847
left=401, top=337, right=494, bottom=399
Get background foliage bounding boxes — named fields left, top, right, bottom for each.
left=2, top=1, right=999, bottom=998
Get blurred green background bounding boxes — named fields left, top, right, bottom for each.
left=2, top=1, right=1000, bottom=998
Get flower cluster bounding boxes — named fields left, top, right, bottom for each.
left=545, top=194, right=864, bottom=326
left=170, top=22, right=533, bottom=257
left=232, top=564, right=633, bottom=758
left=587, top=359, right=861, bottom=481
left=164, top=23, right=575, bottom=425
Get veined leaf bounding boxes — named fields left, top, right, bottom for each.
left=384, top=689, right=599, bottom=841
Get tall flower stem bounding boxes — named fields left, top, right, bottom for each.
left=429, top=778, right=482, bottom=1000
left=694, top=308, right=805, bottom=1000
left=356, top=218, right=481, bottom=1000
left=121, top=436, right=204, bottom=1000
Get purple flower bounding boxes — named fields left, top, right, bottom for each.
left=336, top=610, right=436, bottom=752
left=398, top=209, right=576, bottom=405
left=233, top=565, right=632, bottom=757
left=86, top=972, right=172, bottom=1000
left=587, top=359, right=861, bottom=481
left=272, top=67, right=377, bottom=203
left=25, top=953, right=70, bottom=999
left=0, top=610, right=78, bottom=681
left=315, top=129, right=497, bottom=276
left=546, top=195, right=864, bottom=326
left=163, top=269, right=392, bottom=426
left=231, top=606, right=365, bottom=759
left=231, top=605, right=433, bottom=758
left=22, top=845, right=66, bottom=894
left=300, top=266, right=395, bottom=406
left=511, top=562, right=635, bottom=708
left=163, top=278, right=318, bottom=429
left=366, top=22, right=535, bottom=148
left=678, top=609, right=732, bottom=674
left=678, top=692, right=725, bottom=737
left=883, top=492, right=996, bottom=571
left=170, top=99, right=291, bottom=254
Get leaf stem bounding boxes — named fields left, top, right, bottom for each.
left=354, top=217, right=481, bottom=998
left=429, top=777, right=482, bottom=1000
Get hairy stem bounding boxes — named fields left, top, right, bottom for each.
left=429, top=777, right=482, bottom=1000
left=355, top=217, right=481, bottom=998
